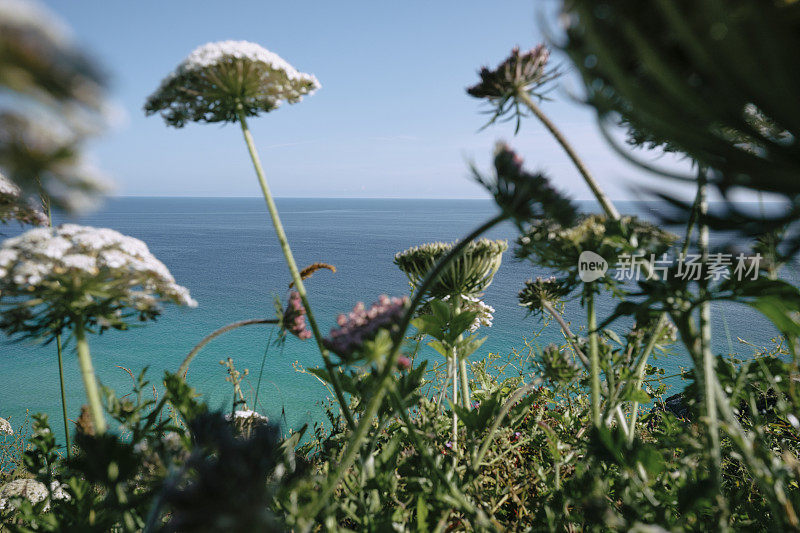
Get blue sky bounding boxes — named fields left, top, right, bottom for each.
left=42, top=0, right=681, bottom=200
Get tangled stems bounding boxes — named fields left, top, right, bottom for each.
left=472, top=380, right=541, bottom=469
left=515, top=90, right=620, bottom=220
left=302, top=213, right=507, bottom=523
left=179, top=318, right=279, bottom=377
left=73, top=318, right=106, bottom=434
left=235, top=104, right=355, bottom=430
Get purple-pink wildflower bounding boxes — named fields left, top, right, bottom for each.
left=397, top=356, right=412, bottom=370
left=282, top=291, right=312, bottom=340
left=323, top=295, right=408, bottom=358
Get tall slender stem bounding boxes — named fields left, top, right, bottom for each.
left=626, top=185, right=702, bottom=441
left=303, top=214, right=506, bottom=522
left=517, top=91, right=620, bottom=220
left=459, top=358, right=470, bottom=408
left=235, top=106, right=355, bottom=430
left=587, top=287, right=601, bottom=425
left=40, top=188, right=70, bottom=458
left=627, top=314, right=667, bottom=443
left=253, top=326, right=275, bottom=410
left=542, top=301, right=591, bottom=369
left=454, top=294, right=471, bottom=408
left=451, top=355, right=458, bottom=448
left=697, top=170, right=721, bottom=485
left=55, top=335, right=70, bottom=458
left=73, top=319, right=106, bottom=434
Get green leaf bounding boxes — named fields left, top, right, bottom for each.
left=427, top=339, right=451, bottom=358
left=458, top=335, right=487, bottom=359
left=620, top=384, right=651, bottom=404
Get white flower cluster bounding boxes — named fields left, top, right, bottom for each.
left=0, top=416, right=12, bottom=435
left=443, top=294, right=494, bottom=332
left=225, top=409, right=269, bottom=423
left=0, top=478, right=69, bottom=511
left=0, top=224, right=197, bottom=307
left=157, top=40, right=320, bottom=103
left=467, top=297, right=495, bottom=332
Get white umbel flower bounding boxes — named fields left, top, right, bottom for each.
left=0, top=417, right=12, bottom=435
left=0, top=224, right=196, bottom=338
left=225, top=409, right=269, bottom=423
left=442, top=294, right=495, bottom=332
left=468, top=298, right=495, bottom=332
left=145, top=40, right=320, bottom=127
left=180, top=41, right=317, bottom=86
left=0, top=224, right=196, bottom=305
left=0, top=478, right=69, bottom=511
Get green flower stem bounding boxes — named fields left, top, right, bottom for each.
left=542, top=301, right=592, bottom=369
left=55, top=335, right=70, bottom=458
left=303, top=213, right=506, bottom=522
left=40, top=188, right=71, bottom=459
left=516, top=91, right=620, bottom=220
left=452, top=354, right=458, bottom=448
left=586, top=287, right=601, bottom=426
left=73, top=319, right=106, bottom=434
left=697, top=173, right=721, bottom=485
left=626, top=314, right=667, bottom=443
left=455, top=295, right=471, bottom=409
left=459, top=358, right=471, bottom=408
left=626, top=186, right=701, bottom=441
left=235, top=106, right=355, bottom=430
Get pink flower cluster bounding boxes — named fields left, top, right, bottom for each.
left=283, top=291, right=311, bottom=340
left=324, top=295, right=408, bottom=358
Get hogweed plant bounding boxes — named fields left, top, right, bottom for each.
left=142, top=40, right=361, bottom=429
left=0, top=224, right=196, bottom=433
left=396, top=239, right=505, bottom=448
left=468, top=45, right=619, bottom=220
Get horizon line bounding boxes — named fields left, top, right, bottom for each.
left=110, top=194, right=609, bottom=201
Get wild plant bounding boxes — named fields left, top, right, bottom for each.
left=2, top=0, right=800, bottom=531
left=0, top=225, right=196, bottom=433
left=0, top=0, right=114, bottom=462
left=143, top=41, right=361, bottom=430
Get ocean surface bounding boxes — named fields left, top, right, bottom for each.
left=0, top=198, right=797, bottom=445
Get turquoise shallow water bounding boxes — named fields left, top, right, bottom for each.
left=0, top=198, right=796, bottom=445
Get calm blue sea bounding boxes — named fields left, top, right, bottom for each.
left=0, top=198, right=796, bottom=445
